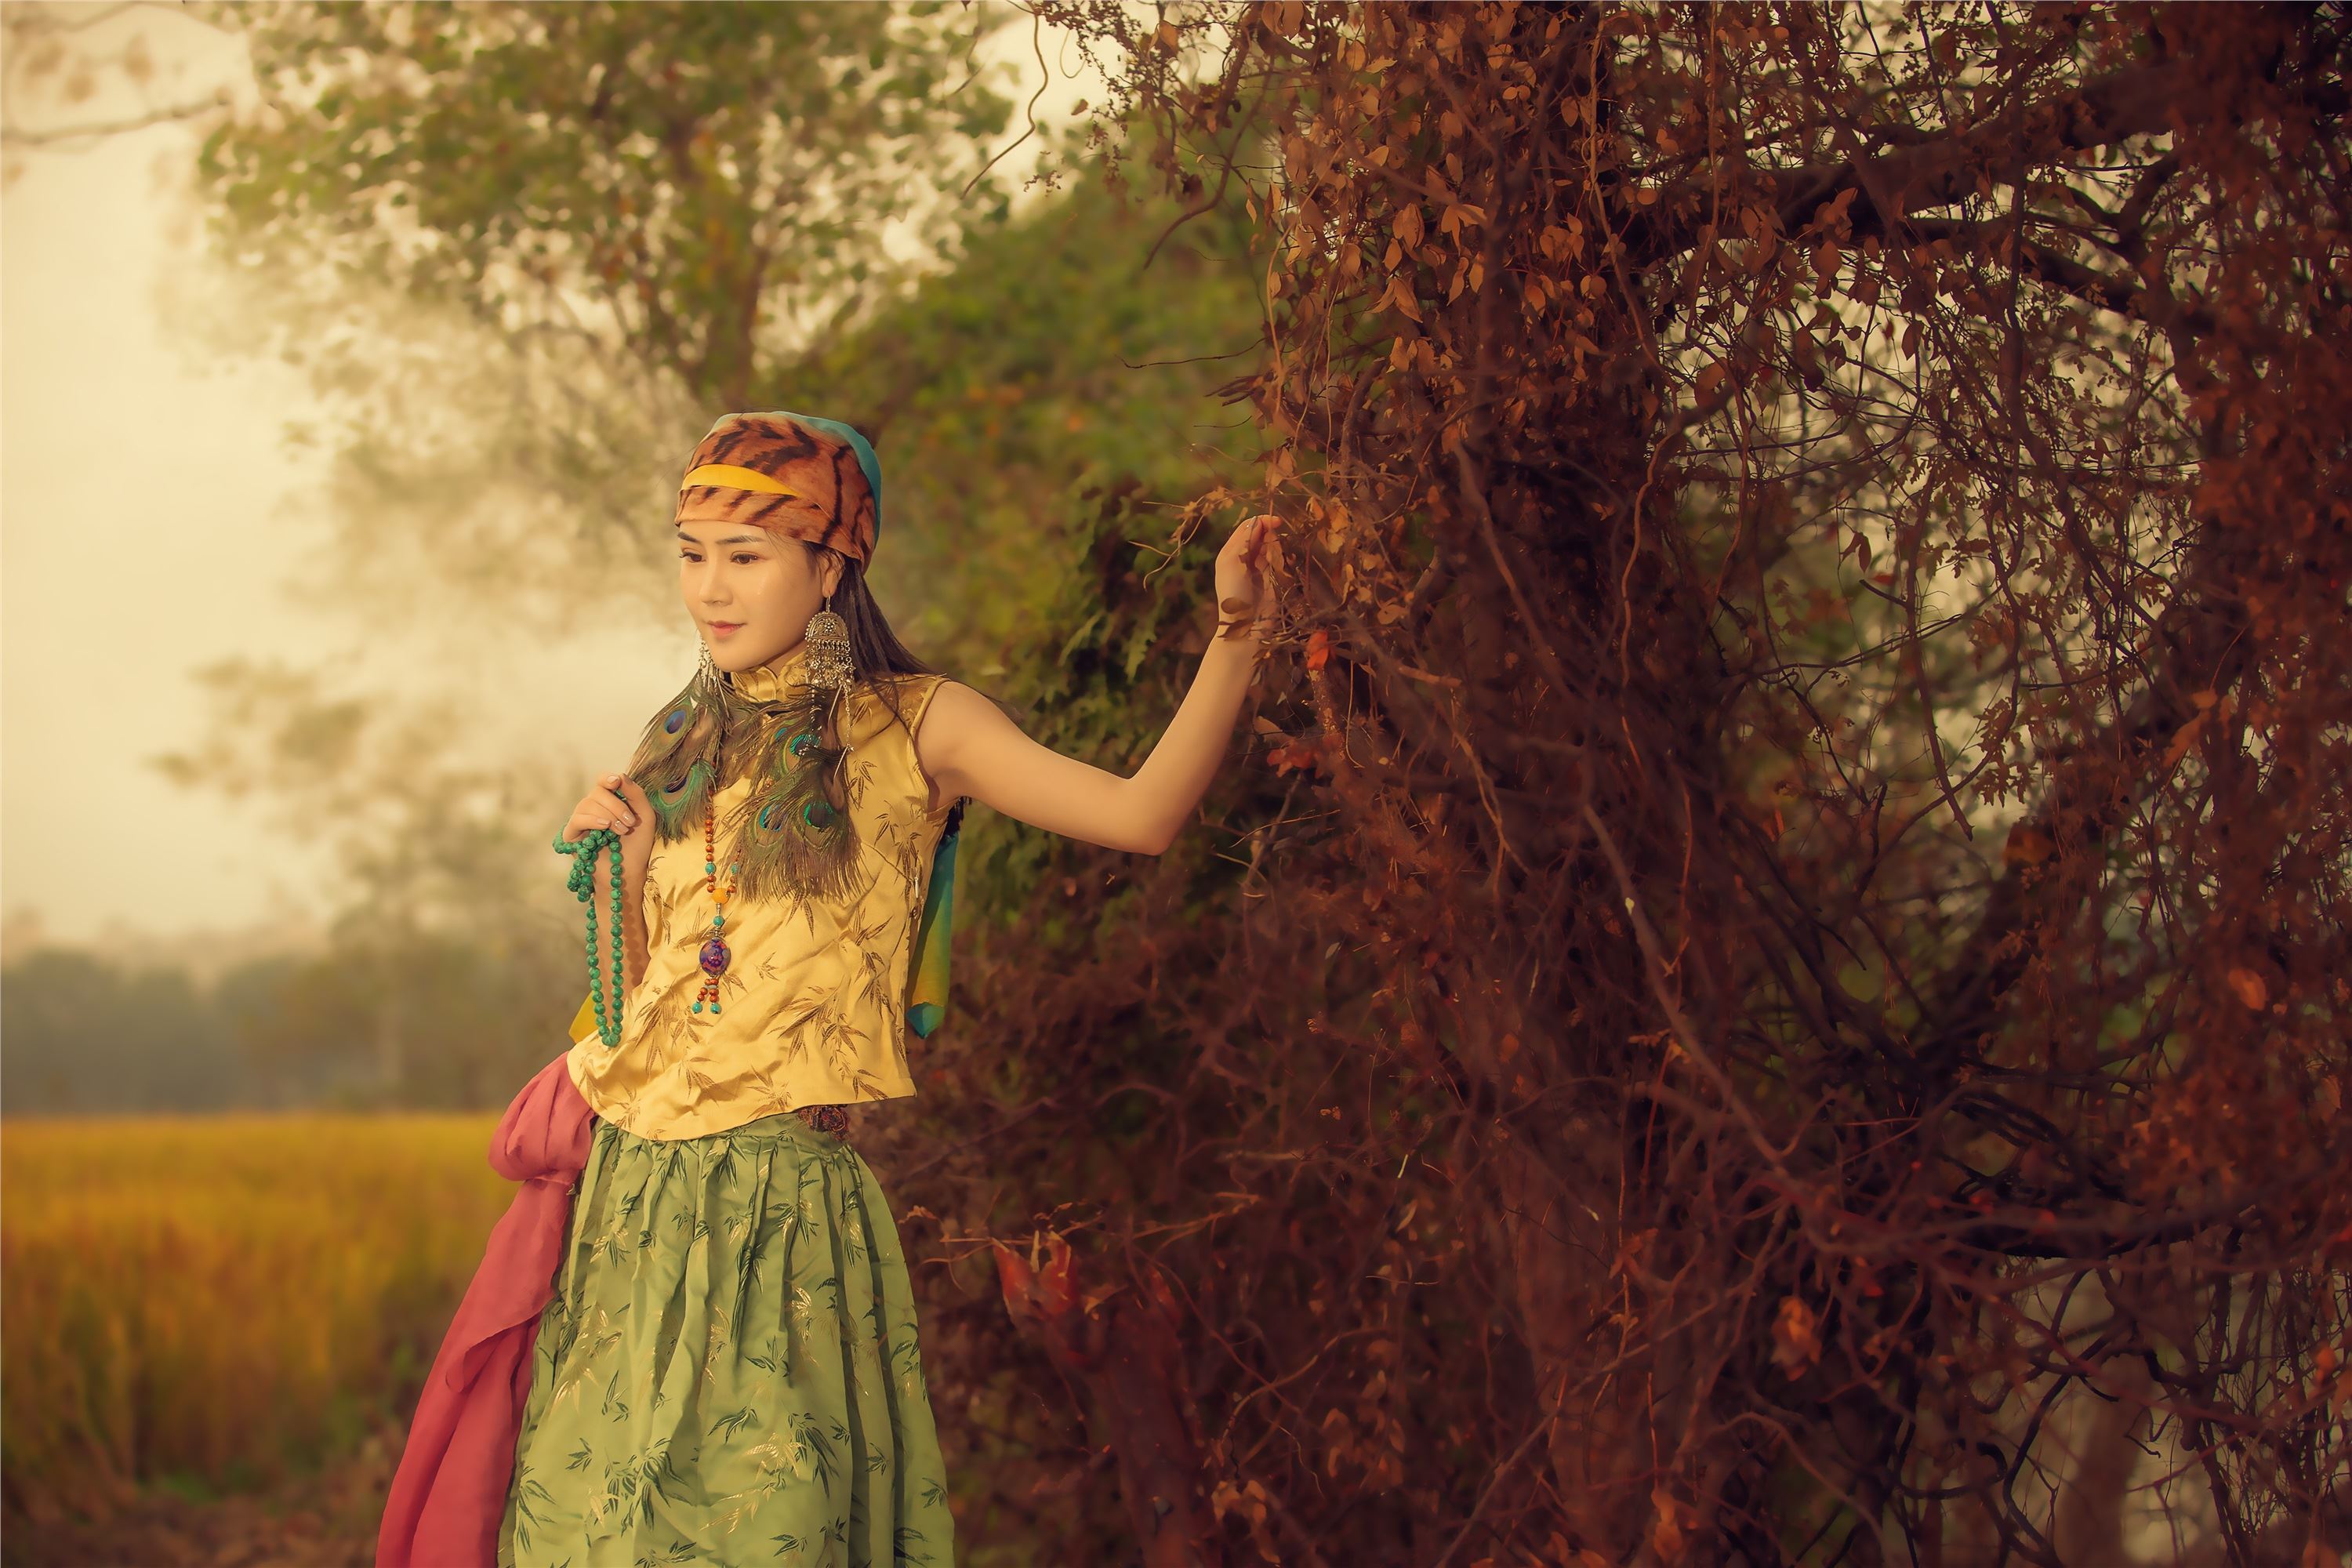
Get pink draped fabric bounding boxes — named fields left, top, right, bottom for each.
left=376, top=1049, right=598, bottom=1568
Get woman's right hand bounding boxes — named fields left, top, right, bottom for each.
left=564, top=771, right=657, bottom=886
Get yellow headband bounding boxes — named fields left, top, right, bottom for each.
left=679, top=462, right=800, bottom=496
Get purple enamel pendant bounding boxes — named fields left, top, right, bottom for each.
left=699, top=936, right=731, bottom=977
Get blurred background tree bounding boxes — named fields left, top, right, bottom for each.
left=2, top=950, right=251, bottom=1113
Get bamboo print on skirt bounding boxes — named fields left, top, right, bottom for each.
left=496, top=1107, right=956, bottom=1567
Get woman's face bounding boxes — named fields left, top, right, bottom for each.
left=677, top=524, right=844, bottom=673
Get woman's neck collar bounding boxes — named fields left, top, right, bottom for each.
left=724, top=637, right=813, bottom=702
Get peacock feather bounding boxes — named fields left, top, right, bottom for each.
left=622, top=648, right=866, bottom=903
left=731, top=675, right=862, bottom=906
left=624, top=658, right=731, bottom=842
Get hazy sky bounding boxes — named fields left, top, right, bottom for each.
left=2, top=6, right=1095, bottom=952
left=5, top=12, right=343, bottom=949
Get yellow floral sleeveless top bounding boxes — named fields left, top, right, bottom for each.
left=564, top=640, right=955, bottom=1140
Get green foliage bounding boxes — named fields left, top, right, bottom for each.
left=786, top=151, right=1270, bottom=658
left=953, top=478, right=1270, bottom=932
left=0, top=953, right=252, bottom=1114
left=1, top=934, right=576, bottom=1116
left=229, top=931, right=583, bottom=1110
left=192, top=0, right=1019, bottom=405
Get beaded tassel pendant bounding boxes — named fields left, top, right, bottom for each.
left=693, top=800, right=739, bottom=1015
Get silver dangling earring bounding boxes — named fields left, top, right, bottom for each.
left=804, top=589, right=855, bottom=699
left=696, top=637, right=717, bottom=680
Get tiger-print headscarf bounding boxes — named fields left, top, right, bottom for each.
left=673, top=408, right=884, bottom=561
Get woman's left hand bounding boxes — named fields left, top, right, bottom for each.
left=1214, top=513, right=1282, bottom=641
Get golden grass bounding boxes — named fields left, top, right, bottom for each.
left=2, top=1112, right=519, bottom=1524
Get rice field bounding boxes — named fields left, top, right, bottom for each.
left=1, top=1112, right=519, bottom=1530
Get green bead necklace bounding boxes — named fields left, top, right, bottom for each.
left=552, top=826, right=627, bottom=1050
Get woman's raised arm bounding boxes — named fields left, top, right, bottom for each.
left=915, top=515, right=1279, bottom=855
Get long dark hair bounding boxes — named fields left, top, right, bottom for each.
left=796, top=543, right=1017, bottom=813
left=811, top=543, right=939, bottom=678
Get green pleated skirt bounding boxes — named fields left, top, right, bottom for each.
left=495, top=1109, right=956, bottom=1567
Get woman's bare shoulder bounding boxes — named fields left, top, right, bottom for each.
left=909, top=675, right=1000, bottom=728
left=857, top=670, right=971, bottom=734
left=903, top=677, right=1005, bottom=779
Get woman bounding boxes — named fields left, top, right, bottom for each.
left=378, top=408, right=1276, bottom=1568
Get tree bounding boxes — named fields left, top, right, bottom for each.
left=956, top=2, right=2352, bottom=1562
left=194, top=1, right=1018, bottom=406
left=0, top=2, right=234, bottom=183
left=0, top=950, right=252, bottom=1113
